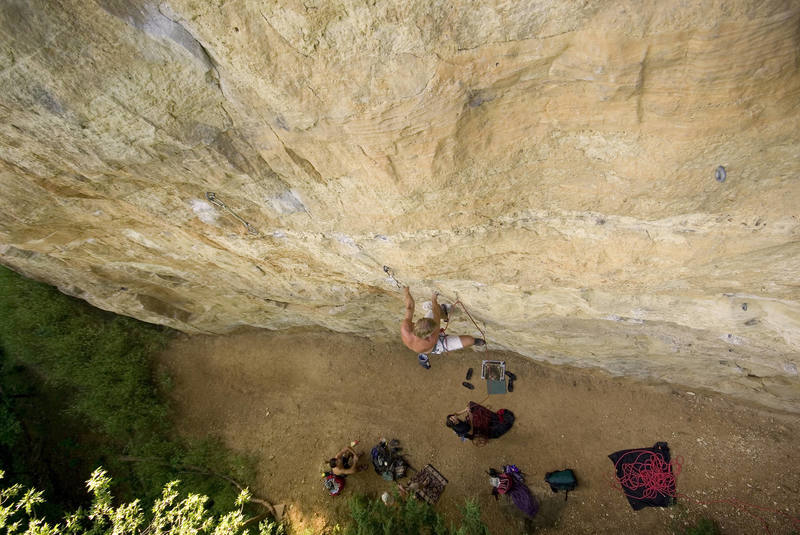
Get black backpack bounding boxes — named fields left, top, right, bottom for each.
left=545, top=469, right=577, bottom=501
left=371, top=439, right=407, bottom=481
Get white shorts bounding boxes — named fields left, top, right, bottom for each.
left=431, top=330, right=463, bottom=355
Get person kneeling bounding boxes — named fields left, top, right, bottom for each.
left=329, top=445, right=361, bottom=476
left=446, top=401, right=515, bottom=446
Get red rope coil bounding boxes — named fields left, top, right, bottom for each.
left=611, top=450, right=800, bottom=534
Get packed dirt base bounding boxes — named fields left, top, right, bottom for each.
left=158, top=330, right=800, bottom=534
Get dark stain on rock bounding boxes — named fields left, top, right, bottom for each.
left=31, top=174, right=99, bottom=199
left=95, top=0, right=215, bottom=70
left=467, top=88, right=496, bottom=108
left=2, top=247, right=37, bottom=260
left=285, top=146, right=323, bottom=183
left=154, top=272, right=189, bottom=285
left=275, top=115, right=290, bottom=131
left=30, top=86, right=64, bottom=115
left=63, top=285, right=85, bottom=297
left=137, top=293, right=192, bottom=323
left=187, top=122, right=222, bottom=145
left=263, top=298, right=289, bottom=309
left=0, top=1, right=47, bottom=52
left=213, top=131, right=250, bottom=173
left=212, top=130, right=282, bottom=187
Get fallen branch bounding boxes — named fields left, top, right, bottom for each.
left=117, top=455, right=279, bottom=519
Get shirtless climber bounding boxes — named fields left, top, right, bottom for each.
left=400, top=286, right=485, bottom=368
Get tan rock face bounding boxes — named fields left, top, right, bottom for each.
left=1, top=0, right=799, bottom=410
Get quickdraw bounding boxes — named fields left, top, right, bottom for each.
left=206, top=191, right=259, bottom=235
left=383, top=265, right=404, bottom=288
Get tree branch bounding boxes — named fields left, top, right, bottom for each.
left=117, top=455, right=278, bottom=518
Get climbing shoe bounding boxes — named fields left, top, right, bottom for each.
left=462, top=381, right=475, bottom=390
left=465, top=367, right=473, bottom=381
left=418, top=353, right=431, bottom=369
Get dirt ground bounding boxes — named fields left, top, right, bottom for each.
left=157, top=329, right=800, bottom=534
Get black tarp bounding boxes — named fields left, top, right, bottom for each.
left=608, top=441, right=675, bottom=510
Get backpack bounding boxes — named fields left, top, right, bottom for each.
left=371, top=439, right=407, bottom=481
left=323, top=472, right=345, bottom=496
left=545, top=469, right=577, bottom=500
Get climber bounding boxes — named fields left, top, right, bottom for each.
left=400, top=286, right=484, bottom=369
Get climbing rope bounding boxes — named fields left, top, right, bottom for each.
left=206, top=192, right=259, bottom=235
left=610, top=451, right=800, bottom=534
left=443, top=298, right=488, bottom=349
left=611, top=449, right=681, bottom=501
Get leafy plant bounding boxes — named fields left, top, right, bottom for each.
left=0, top=468, right=282, bottom=535
left=0, top=400, right=21, bottom=448
left=0, top=266, right=256, bottom=519
left=0, top=266, right=171, bottom=443
left=344, top=493, right=488, bottom=535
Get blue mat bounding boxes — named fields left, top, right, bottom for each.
left=487, top=378, right=507, bottom=394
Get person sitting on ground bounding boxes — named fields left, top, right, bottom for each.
left=329, top=445, right=362, bottom=476
left=446, top=401, right=515, bottom=446
left=400, top=286, right=485, bottom=368
left=489, top=465, right=539, bottom=518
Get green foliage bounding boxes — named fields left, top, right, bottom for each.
left=0, top=266, right=171, bottom=443
left=164, top=436, right=259, bottom=517
left=0, top=266, right=256, bottom=519
left=0, top=468, right=284, bottom=535
left=683, top=517, right=721, bottom=535
left=452, top=501, right=489, bottom=535
left=0, top=401, right=21, bottom=448
left=259, top=520, right=288, bottom=535
left=343, top=493, right=488, bottom=535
